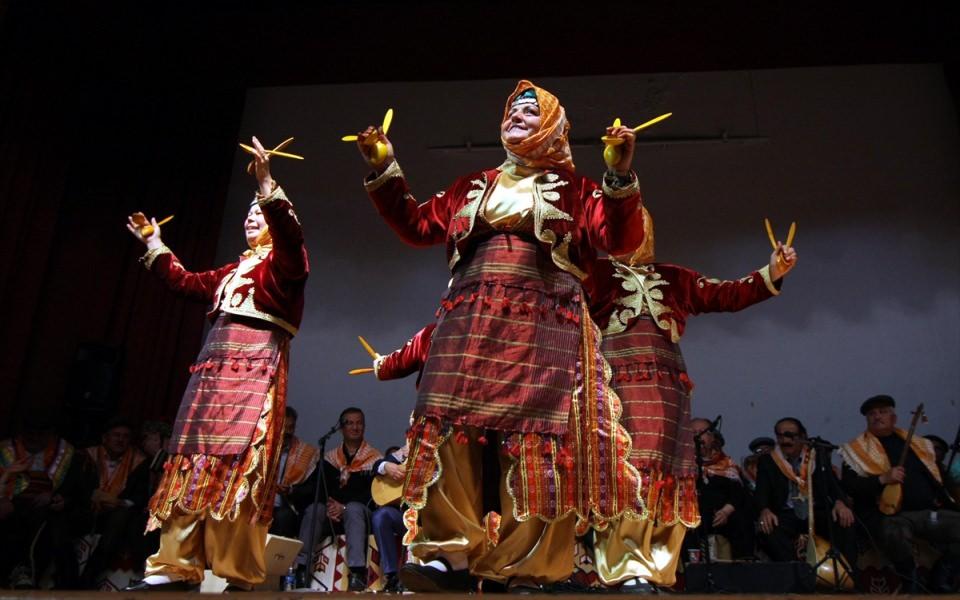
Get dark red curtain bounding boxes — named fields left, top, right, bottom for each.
left=0, top=3, right=245, bottom=435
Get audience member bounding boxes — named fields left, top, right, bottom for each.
left=0, top=413, right=95, bottom=589
left=297, top=407, right=381, bottom=591
left=82, top=418, right=150, bottom=587
left=840, top=395, right=959, bottom=592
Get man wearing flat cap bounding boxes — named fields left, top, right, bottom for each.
left=840, top=395, right=960, bottom=592
left=749, top=437, right=775, bottom=455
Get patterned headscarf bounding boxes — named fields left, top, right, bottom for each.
left=501, top=80, right=575, bottom=173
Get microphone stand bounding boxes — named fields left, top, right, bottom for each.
left=807, top=437, right=856, bottom=591
left=305, top=422, right=340, bottom=590
left=692, top=431, right=717, bottom=593
left=946, top=424, right=959, bottom=475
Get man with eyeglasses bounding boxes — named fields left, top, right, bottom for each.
left=840, top=395, right=959, bottom=592
left=684, top=418, right=755, bottom=560
left=755, top=417, right=856, bottom=565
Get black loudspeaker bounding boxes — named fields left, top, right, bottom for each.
left=685, top=561, right=816, bottom=593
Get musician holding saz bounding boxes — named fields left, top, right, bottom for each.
left=840, top=395, right=960, bottom=593
left=755, top=418, right=857, bottom=565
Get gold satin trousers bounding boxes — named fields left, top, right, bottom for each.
left=410, top=427, right=576, bottom=584
left=144, top=500, right=269, bottom=588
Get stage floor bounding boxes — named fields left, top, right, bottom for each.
left=0, top=594, right=930, bottom=599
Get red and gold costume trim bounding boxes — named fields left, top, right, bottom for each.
left=400, top=305, right=644, bottom=530
left=171, top=317, right=286, bottom=456
left=147, top=353, right=285, bottom=530
left=364, top=161, right=641, bottom=280
left=584, top=257, right=781, bottom=527
left=374, top=323, right=435, bottom=383
left=142, top=186, right=308, bottom=336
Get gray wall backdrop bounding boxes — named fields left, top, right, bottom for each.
left=214, top=65, right=959, bottom=462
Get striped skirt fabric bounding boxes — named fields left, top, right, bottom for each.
left=170, top=314, right=287, bottom=456
left=417, top=234, right=582, bottom=435
left=602, top=316, right=699, bottom=526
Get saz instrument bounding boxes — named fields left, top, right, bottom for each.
left=805, top=447, right=854, bottom=590
left=878, top=403, right=925, bottom=516
left=371, top=472, right=403, bottom=507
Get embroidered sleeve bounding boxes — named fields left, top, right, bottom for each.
left=602, top=170, right=640, bottom=199
left=140, top=245, right=172, bottom=270
left=364, top=160, right=404, bottom=192
left=758, top=265, right=781, bottom=296
left=583, top=174, right=644, bottom=255
left=365, top=161, right=453, bottom=247
left=259, top=185, right=308, bottom=281
left=672, top=263, right=778, bottom=317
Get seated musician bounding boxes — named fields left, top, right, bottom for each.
left=840, top=396, right=959, bottom=593
left=685, top=418, right=755, bottom=560
left=296, top=408, right=381, bottom=591
left=371, top=444, right=409, bottom=593
left=756, top=417, right=856, bottom=567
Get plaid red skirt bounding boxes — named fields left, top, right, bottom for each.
left=170, top=315, right=287, bottom=456
left=603, top=316, right=699, bottom=526
left=417, top=234, right=582, bottom=435
left=403, top=234, right=643, bottom=526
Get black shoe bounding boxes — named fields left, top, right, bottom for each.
left=382, top=573, right=404, bottom=593
left=546, top=577, right=600, bottom=594
left=122, top=579, right=200, bottom=592
left=223, top=583, right=253, bottom=592
left=480, top=579, right=508, bottom=593
left=9, top=565, right=35, bottom=590
left=349, top=571, right=367, bottom=592
left=400, top=562, right=472, bottom=593
left=618, top=577, right=657, bottom=594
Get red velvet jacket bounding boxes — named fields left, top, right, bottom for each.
left=374, top=323, right=436, bottom=385
left=365, top=161, right=644, bottom=279
left=584, top=259, right=781, bottom=342
left=141, top=186, right=308, bottom=336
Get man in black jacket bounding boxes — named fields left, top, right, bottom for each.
left=296, top=408, right=382, bottom=591
left=840, top=395, right=959, bottom=592
left=755, top=417, right=856, bottom=566
left=685, top=418, right=755, bottom=560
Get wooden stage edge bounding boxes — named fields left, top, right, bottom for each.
left=0, top=594, right=939, bottom=599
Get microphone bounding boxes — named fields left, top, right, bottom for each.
left=695, top=414, right=722, bottom=438
left=318, top=419, right=344, bottom=444
left=709, top=414, right=722, bottom=432
left=804, top=436, right=839, bottom=451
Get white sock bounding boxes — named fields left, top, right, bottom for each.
left=621, top=577, right=649, bottom=587
left=437, top=551, right=469, bottom=571
left=424, top=560, right=448, bottom=572
left=142, top=574, right=176, bottom=585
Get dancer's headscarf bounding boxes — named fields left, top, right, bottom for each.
left=501, top=80, right=575, bottom=172
left=244, top=197, right=273, bottom=255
